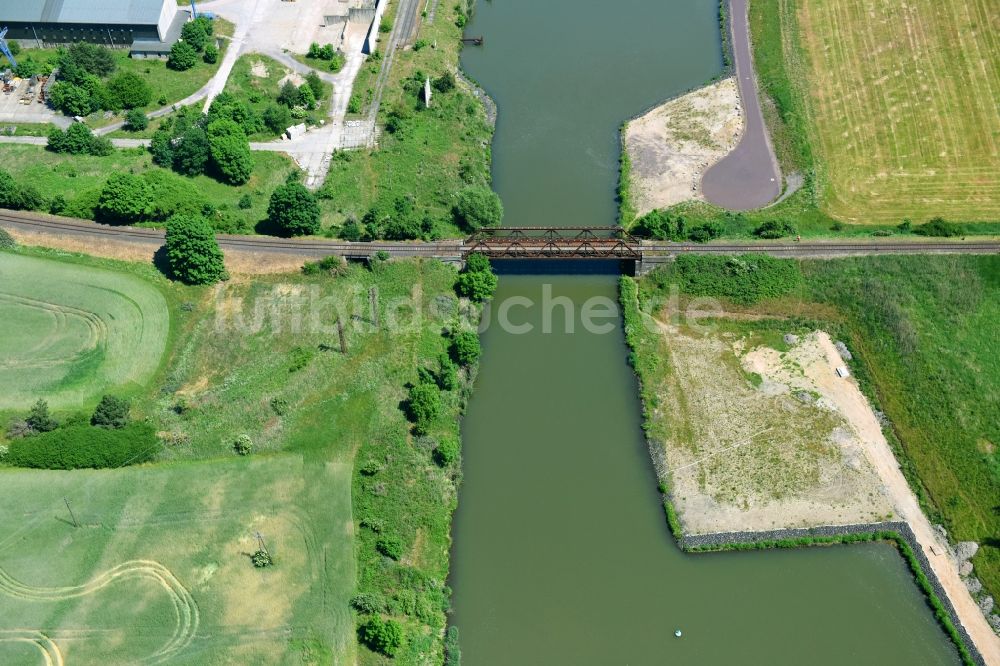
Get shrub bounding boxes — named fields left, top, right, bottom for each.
left=434, top=437, right=459, bottom=466
left=451, top=330, right=481, bottom=366
left=7, top=423, right=157, bottom=469
left=351, top=592, right=385, bottom=614
left=347, top=94, right=361, bottom=114
left=26, top=400, right=58, bottom=433
left=207, top=119, right=253, bottom=185
left=164, top=214, right=228, bottom=284
left=168, top=41, right=199, bottom=71
left=268, top=182, right=321, bottom=236
left=237, top=193, right=253, bottom=210
left=329, top=53, right=346, bottom=72
left=376, top=535, right=404, bottom=560
left=91, top=395, right=130, bottom=429
left=203, top=42, right=219, bottom=64
left=123, top=108, right=149, bottom=131
left=262, top=104, right=292, bottom=135
left=106, top=71, right=153, bottom=109
left=96, top=173, right=152, bottom=225
left=0, top=227, right=15, bottom=249
left=407, top=382, right=441, bottom=434
left=437, top=353, right=458, bottom=390
left=433, top=72, right=456, bottom=93
left=0, top=169, right=40, bottom=211
left=305, top=71, right=324, bottom=101
left=687, top=222, right=723, bottom=243
left=753, top=220, right=796, bottom=239
left=453, top=186, right=503, bottom=231
left=270, top=397, right=289, bottom=415
left=233, top=434, right=253, bottom=456
left=251, top=549, right=273, bottom=568
left=464, top=252, right=491, bottom=273
left=914, top=217, right=962, bottom=237
left=360, top=616, right=404, bottom=657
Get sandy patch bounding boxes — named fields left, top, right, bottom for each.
left=278, top=72, right=306, bottom=88
left=655, top=324, right=893, bottom=534
left=625, top=78, right=742, bottom=215
left=250, top=60, right=269, bottom=78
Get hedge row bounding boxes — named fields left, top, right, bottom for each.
left=8, top=423, right=158, bottom=469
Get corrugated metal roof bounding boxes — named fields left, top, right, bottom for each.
left=0, top=0, right=168, bottom=25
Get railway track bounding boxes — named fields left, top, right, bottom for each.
left=2, top=211, right=998, bottom=260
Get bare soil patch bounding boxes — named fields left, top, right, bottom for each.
left=625, top=78, right=742, bottom=215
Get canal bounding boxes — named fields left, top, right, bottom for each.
left=449, top=0, right=960, bottom=663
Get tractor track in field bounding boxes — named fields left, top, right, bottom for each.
left=0, top=560, right=199, bottom=664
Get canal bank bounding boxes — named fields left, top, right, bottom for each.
left=449, top=0, right=961, bottom=663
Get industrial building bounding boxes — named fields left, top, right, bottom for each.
left=0, top=0, right=184, bottom=57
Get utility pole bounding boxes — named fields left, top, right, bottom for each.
left=254, top=531, right=270, bottom=557
left=63, top=497, right=79, bottom=528
left=369, top=286, right=379, bottom=328
left=336, top=318, right=348, bottom=354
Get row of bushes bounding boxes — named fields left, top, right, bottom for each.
left=6, top=423, right=158, bottom=470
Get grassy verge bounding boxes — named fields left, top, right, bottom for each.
left=318, top=0, right=494, bottom=238
left=0, top=144, right=297, bottom=231
left=626, top=254, right=1000, bottom=616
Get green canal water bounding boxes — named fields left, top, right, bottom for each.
left=450, top=0, right=960, bottom=663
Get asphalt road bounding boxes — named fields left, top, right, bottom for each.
left=700, top=0, right=783, bottom=211
left=3, top=211, right=998, bottom=263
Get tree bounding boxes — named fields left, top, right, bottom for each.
left=164, top=214, right=228, bottom=284
left=206, top=119, right=253, bottom=185
left=181, top=19, right=210, bottom=51
left=455, top=269, right=497, bottom=301
left=267, top=182, right=321, bottom=236
left=91, top=395, right=130, bottom=429
left=123, top=108, right=149, bottom=131
left=262, top=104, right=292, bottom=135
left=0, top=169, right=36, bottom=210
left=150, top=127, right=174, bottom=167
left=305, top=71, right=324, bottom=101
left=361, top=616, right=404, bottom=657
left=106, top=71, right=153, bottom=109
left=277, top=81, right=301, bottom=108
left=26, top=400, right=58, bottom=433
left=7, top=40, right=19, bottom=57
left=63, top=43, right=116, bottom=77
left=451, top=330, right=481, bottom=366
left=173, top=126, right=211, bottom=176
left=47, top=123, right=113, bottom=156
left=96, top=173, right=152, bottom=225
left=208, top=93, right=264, bottom=135
left=48, top=82, right=95, bottom=117
left=453, top=186, right=503, bottom=231
left=464, top=252, right=491, bottom=273
left=433, top=71, right=456, bottom=93
left=407, top=382, right=441, bottom=434
left=203, top=42, right=219, bottom=64
left=298, top=83, right=317, bottom=110
left=168, top=41, right=199, bottom=71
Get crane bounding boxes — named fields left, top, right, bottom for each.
left=0, top=27, right=17, bottom=70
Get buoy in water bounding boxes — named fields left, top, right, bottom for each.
left=674, top=629, right=682, bottom=638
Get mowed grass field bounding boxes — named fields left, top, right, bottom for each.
left=0, top=454, right=355, bottom=665
left=0, top=252, right=168, bottom=410
left=793, top=0, right=1000, bottom=223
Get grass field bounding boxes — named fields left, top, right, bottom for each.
left=0, top=252, right=169, bottom=411
left=631, top=255, right=1000, bottom=613
left=772, top=0, right=1000, bottom=223
left=319, top=0, right=494, bottom=237
left=0, top=144, right=297, bottom=231
left=0, top=454, right=354, bottom=665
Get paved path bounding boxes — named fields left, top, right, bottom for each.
left=701, top=0, right=782, bottom=210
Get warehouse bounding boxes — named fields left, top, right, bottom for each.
left=0, top=0, right=184, bottom=56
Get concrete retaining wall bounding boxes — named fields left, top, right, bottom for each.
left=362, top=0, right=388, bottom=54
